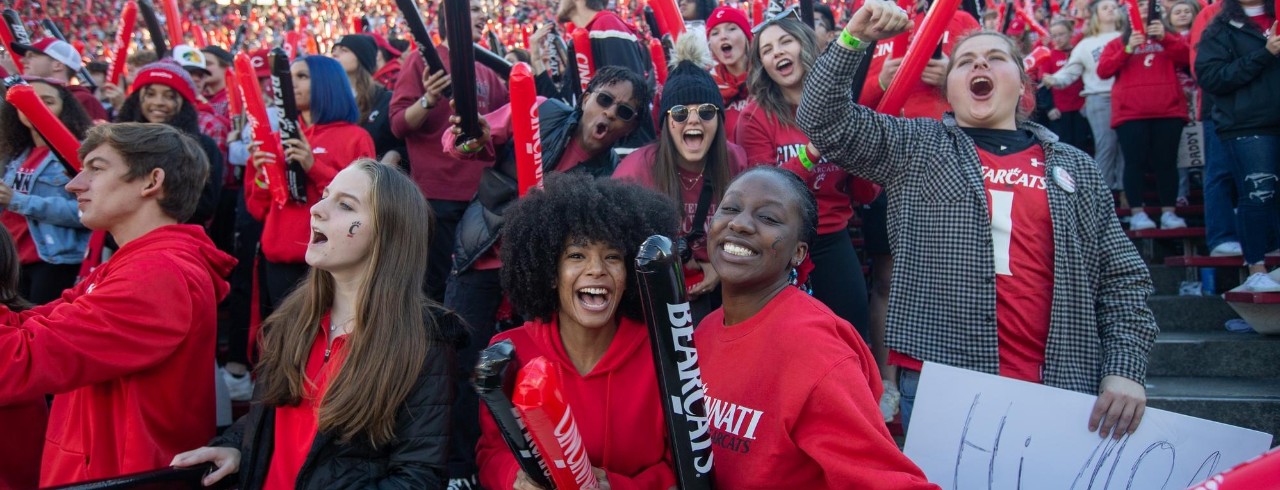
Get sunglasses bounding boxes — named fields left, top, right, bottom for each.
left=752, top=5, right=801, bottom=34
left=668, top=104, right=719, bottom=123
left=593, top=91, right=638, bottom=121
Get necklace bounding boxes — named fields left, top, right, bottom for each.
left=679, top=174, right=701, bottom=192
left=329, top=317, right=354, bottom=335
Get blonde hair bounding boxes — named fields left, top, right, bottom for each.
left=1084, top=0, right=1126, bottom=37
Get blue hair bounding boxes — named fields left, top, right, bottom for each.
left=301, top=56, right=360, bottom=125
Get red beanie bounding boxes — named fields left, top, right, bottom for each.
left=707, top=6, right=753, bottom=40
left=128, top=60, right=198, bottom=105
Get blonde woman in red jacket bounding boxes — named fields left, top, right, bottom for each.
left=1096, top=0, right=1192, bottom=231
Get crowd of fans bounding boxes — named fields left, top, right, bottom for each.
left=0, top=0, right=1276, bottom=486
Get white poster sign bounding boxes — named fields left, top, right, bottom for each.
left=904, top=363, right=1273, bottom=490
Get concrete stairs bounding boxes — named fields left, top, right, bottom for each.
left=1140, top=257, right=1280, bottom=447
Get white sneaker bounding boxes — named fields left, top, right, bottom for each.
left=1161, top=211, right=1187, bottom=229
left=1129, top=212, right=1157, bottom=231
left=1210, top=242, right=1243, bottom=257
left=222, top=369, right=254, bottom=401
left=880, top=381, right=901, bottom=423
left=1242, top=272, right=1280, bottom=293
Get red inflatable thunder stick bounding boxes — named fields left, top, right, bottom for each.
left=1023, top=45, right=1052, bottom=71
left=876, top=0, right=962, bottom=115
left=571, top=28, right=594, bottom=95
left=162, top=0, right=183, bottom=46
left=226, top=67, right=243, bottom=119
left=233, top=53, right=289, bottom=207
left=472, top=340, right=556, bottom=489
left=2, top=9, right=30, bottom=74
left=1124, top=0, right=1145, bottom=36
left=650, top=0, right=686, bottom=41
left=509, top=63, right=543, bottom=197
left=635, top=235, right=714, bottom=490
left=0, top=14, right=21, bottom=72
left=512, top=357, right=602, bottom=490
left=649, top=38, right=669, bottom=84
left=4, top=83, right=82, bottom=175
left=1015, top=7, right=1049, bottom=39
left=108, top=1, right=138, bottom=85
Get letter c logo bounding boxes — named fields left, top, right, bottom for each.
left=1143, top=54, right=1155, bottom=67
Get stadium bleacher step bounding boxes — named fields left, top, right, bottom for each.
left=1145, top=376, right=1280, bottom=442
left=1147, top=331, right=1280, bottom=378
left=1148, top=295, right=1241, bottom=332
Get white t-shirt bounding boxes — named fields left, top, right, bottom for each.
left=1051, top=31, right=1123, bottom=97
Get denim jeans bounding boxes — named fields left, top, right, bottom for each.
left=898, top=368, right=921, bottom=435
left=1203, top=119, right=1240, bottom=250
left=1223, top=135, right=1280, bottom=265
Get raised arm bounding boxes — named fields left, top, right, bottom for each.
left=797, top=0, right=936, bottom=187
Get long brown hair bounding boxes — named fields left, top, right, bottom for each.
left=350, top=68, right=380, bottom=123
left=652, top=115, right=732, bottom=208
left=257, top=159, right=438, bottom=447
left=746, top=17, right=819, bottom=128
left=0, top=226, right=31, bottom=312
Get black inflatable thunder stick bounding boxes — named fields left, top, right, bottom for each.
left=268, top=48, right=309, bottom=203
left=635, top=235, right=714, bottom=490
left=472, top=340, right=556, bottom=489
left=394, top=0, right=452, bottom=98
left=135, top=0, right=168, bottom=58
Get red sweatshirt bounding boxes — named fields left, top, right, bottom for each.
left=694, top=287, right=938, bottom=490
left=0, top=224, right=234, bottom=486
left=476, top=316, right=677, bottom=490
left=390, top=45, right=510, bottom=201
left=857, top=12, right=981, bottom=118
left=69, top=85, right=109, bottom=122
left=1096, top=34, right=1190, bottom=127
left=1032, top=47, right=1087, bottom=113
left=736, top=101, right=879, bottom=234
left=246, top=121, right=374, bottom=263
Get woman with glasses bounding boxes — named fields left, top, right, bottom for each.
left=615, top=38, right=748, bottom=323
left=736, top=9, right=874, bottom=340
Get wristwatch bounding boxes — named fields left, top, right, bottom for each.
left=420, top=95, right=433, bottom=109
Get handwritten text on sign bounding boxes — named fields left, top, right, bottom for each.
left=904, top=363, right=1272, bottom=489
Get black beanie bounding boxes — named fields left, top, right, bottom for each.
left=659, top=61, right=724, bottom=121
left=334, top=34, right=378, bottom=74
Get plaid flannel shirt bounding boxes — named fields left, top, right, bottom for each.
left=797, top=44, right=1158, bottom=395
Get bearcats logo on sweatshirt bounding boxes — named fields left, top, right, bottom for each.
left=704, top=384, right=766, bottom=454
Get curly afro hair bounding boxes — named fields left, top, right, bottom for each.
left=501, top=172, right=680, bottom=322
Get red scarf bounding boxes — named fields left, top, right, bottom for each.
left=713, top=63, right=749, bottom=104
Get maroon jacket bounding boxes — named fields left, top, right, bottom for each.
left=68, top=85, right=109, bottom=122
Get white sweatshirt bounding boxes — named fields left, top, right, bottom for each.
left=1049, top=31, right=1123, bottom=97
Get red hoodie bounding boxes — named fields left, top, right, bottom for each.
left=1096, top=33, right=1191, bottom=127
left=0, top=224, right=235, bottom=486
left=476, top=316, right=677, bottom=490
left=695, top=287, right=938, bottom=490
left=246, top=121, right=374, bottom=263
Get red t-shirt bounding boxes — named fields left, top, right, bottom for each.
left=695, top=287, right=937, bottom=490
left=891, top=142, right=1054, bottom=383
left=264, top=314, right=349, bottom=489
left=2, top=147, right=51, bottom=264
left=1034, top=48, right=1087, bottom=113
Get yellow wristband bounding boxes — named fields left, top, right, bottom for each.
left=798, top=145, right=816, bottom=171
left=839, top=30, right=867, bottom=51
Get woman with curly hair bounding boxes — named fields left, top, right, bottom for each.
left=0, top=77, right=91, bottom=304
left=475, top=172, right=679, bottom=490
left=173, top=160, right=463, bottom=487
left=115, top=60, right=223, bottom=224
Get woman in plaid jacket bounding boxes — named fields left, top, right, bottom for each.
left=797, top=2, right=1158, bottom=439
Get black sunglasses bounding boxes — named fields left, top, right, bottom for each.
left=752, top=5, right=801, bottom=34
left=593, top=91, right=638, bottom=121
left=668, top=104, right=719, bottom=123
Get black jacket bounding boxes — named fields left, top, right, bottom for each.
left=211, top=307, right=467, bottom=489
left=190, top=133, right=224, bottom=225
left=1195, top=17, right=1280, bottom=138
left=361, top=85, right=408, bottom=165
left=451, top=98, right=621, bottom=273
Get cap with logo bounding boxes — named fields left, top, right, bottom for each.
left=10, top=38, right=84, bottom=71
left=248, top=49, right=272, bottom=79
left=172, top=45, right=211, bottom=75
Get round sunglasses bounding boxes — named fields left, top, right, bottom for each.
left=668, top=104, right=719, bottom=123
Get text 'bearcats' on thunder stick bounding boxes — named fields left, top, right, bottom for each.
left=472, top=340, right=556, bottom=489
left=4, top=79, right=82, bottom=175
left=512, top=357, right=601, bottom=490
left=268, top=48, right=309, bottom=203
left=635, top=235, right=714, bottom=490
left=0, top=9, right=28, bottom=73
left=394, top=0, right=451, bottom=98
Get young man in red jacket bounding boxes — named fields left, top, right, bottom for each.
left=0, top=123, right=235, bottom=487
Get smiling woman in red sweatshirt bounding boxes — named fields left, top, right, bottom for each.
left=1096, top=0, right=1191, bottom=230
left=247, top=56, right=374, bottom=316
left=476, top=173, right=679, bottom=490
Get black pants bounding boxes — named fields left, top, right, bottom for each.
left=426, top=199, right=469, bottom=302
left=809, top=229, right=871, bottom=342
left=19, top=261, right=79, bottom=305
left=1048, top=110, right=1094, bottom=156
left=225, top=190, right=263, bottom=366
left=442, top=267, right=502, bottom=479
left=1118, top=118, right=1184, bottom=208
left=259, top=259, right=309, bottom=323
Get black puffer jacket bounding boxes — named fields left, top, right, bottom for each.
left=451, top=98, right=621, bottom=273
left=210, top=307, right=467, bottom=489
left=1195, top=15, right=1280, bottom=138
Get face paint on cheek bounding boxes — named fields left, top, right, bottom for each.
left=347, top=221, right=362, bottom=238
left=770, top=237, right=783, bottom=255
